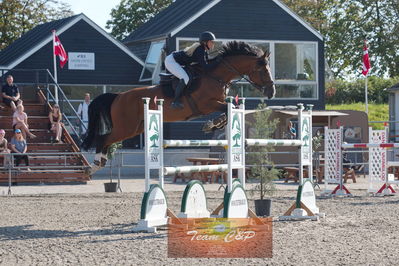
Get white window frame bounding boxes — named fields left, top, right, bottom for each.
left=139, top=40, right=165, bottom=83
left=176, top=37, right=319, bottom=100
left=274, top=41, right=318, bottom=100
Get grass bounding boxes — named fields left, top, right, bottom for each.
left=326, top=103, right=389, bottom=130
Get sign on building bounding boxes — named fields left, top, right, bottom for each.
left=68, top=52, right=95, bottom=70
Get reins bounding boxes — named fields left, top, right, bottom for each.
left=220, top=58, right=270, bottom=91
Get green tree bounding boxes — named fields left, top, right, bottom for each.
left=106, top=0, right=173, bottom=41
left=247, top=102, right=280, bottom=200
left=282, top=0, right=399, bottom=78
left=0, top=0, right=73, bottom=50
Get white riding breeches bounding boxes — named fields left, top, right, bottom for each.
left=165, top=54, right=189, bottom=85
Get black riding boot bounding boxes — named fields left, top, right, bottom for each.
left=171, top=79, right=185, bottom=109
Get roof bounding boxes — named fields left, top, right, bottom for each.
left=386, top=83, right=399, bottom=92
left=123, top=0, right=218, bottom=43
left=123, top=0, right=322, bottom=44
left=0, top=15, right=79, bottom=67
left=0, top=14, right=144, bottom=69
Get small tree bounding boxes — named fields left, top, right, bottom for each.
left=247, top=102, right=280, bottom=199
left=107, top=142, right=123, bottom=183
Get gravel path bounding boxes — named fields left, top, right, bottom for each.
left=1, top=186, right=399, bottom=265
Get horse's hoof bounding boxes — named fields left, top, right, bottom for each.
left=202, top=120, right=215, bottom=133
left=84, top=167, right=92, bottom=176
left=89, top=163, right=101, bottom=175
left=100, top=158, right=107, bottom=167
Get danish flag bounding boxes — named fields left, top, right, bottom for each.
left=54, top=34, right=68, bottom=68
left=362, top=40, right=371, bottom=76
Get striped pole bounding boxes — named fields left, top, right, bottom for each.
left=163, top=164, right=228, bottom=175
left=342, top=143, right=399, bottom=149
left=246, top=139, right=303, bottom=147
left=164, top=140, right=228, bottom=147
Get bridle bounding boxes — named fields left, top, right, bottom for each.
left=220, top=57, right=274, bottom=92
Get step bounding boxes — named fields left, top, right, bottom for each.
left=28, top=158, right=84, bottom=165
left=28, top=144, right=73, bottom=152
left=0, top=171, right=90, bottom=184
left=1, top=158, right=84, bottom=166
left=1, top=109, right=47, bottom=116
left=0, top=116, right=51, bottom=129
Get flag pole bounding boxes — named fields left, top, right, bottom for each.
left=52, top=30, right=59, bottom=104
left=365, top=74, right=368, bottom=114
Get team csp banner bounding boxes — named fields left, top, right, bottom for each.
left=168, top=218, right=272, bottom=258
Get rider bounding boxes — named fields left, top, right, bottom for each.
left=165, top=31, right=219, bottom=109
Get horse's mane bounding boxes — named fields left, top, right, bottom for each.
left=219, top=41, right=263, bottom=58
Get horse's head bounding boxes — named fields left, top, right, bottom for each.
left=247, top=51, right=275, bottom=99
left=218, top=41, right=276, bottom=99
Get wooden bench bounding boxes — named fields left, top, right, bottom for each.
left=283, top=167, right=309, bottom=183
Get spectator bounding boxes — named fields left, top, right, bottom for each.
left=288, top=121, right=297, bottom=139
left=10, top=129, right=30, bottom=171
left=13, top=104, right=36, bottom=139
left=77, top=93, right=90, bottom=136
left=2, top=75, right=22, bottom=111
left=48, top=104, right=63, bottom=143
left=0, top=129, right=10, bottom=168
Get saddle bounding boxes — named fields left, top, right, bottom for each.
left=159, top=67, right=199, bottom=97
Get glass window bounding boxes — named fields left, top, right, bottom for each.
left=275, top=84, right=317, bottom=99
left=140, top=41, right=165, bottom=81
left=275, top=43, right=316, bottom=81
left=228, top=82, right=264, bottom=98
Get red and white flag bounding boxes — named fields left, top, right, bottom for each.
left=362, top=40, right=371, bottom=76
left=54, top=34, right=68, bottom=68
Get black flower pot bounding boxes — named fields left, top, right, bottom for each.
left=104, top=182, right=118, bottom=192
left=254, top=199, right=272, bottom=217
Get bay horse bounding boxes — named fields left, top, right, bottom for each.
left=82, top=41, right=275, bottom=174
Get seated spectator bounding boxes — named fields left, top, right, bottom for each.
left=13, top=104, right=36, bottom=139
left=48, top=104, right=63, bottom=143
left=2, top=75, right=22, bottom=111
left=10, top=129, right=30, bottom=171
left=0, top=129, right=10, bottom=168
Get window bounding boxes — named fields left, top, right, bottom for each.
left=275, top=42, right=317, bottom=99
left=176, top=38, right=318, bottom=100
left=140, top=41, right=165, bottom=83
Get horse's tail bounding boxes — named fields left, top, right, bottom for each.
left=81, top=93, right=118, bottom=151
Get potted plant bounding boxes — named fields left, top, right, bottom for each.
left=104, top=142, right=122, bottom=192
left=247, top=101, right=280, bottom=216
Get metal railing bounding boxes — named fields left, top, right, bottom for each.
left=3, top=151, right=89, bottom=195
left=42, top=70, right=87, bottom=145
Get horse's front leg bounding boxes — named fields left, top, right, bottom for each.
left=202, top=101, right=228, bottom=133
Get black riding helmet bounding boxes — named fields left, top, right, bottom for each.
left=199, top=31, right=216, bottom=43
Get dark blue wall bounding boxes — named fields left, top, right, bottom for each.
left=170, top=0, right=325, bottom=109
left=15, top=20, right=143, bottom=85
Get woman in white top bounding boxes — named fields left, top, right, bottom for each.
left=12, top=104, right=36, bottom=139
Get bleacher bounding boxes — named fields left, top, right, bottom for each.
left=0, top=90, right=90, bottom=184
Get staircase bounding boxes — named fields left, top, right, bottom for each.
left=0, top=91, right=90, bottom=184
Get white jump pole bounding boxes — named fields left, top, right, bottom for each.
left=143, top=97, right=164, bottom=191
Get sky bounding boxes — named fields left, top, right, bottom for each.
left=65, top=0, right=121, bottom=31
